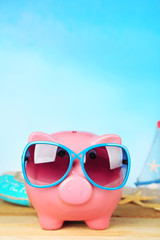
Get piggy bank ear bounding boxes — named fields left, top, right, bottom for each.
left=28, top=132, right=55, bottom=143
left=92, top=134, right=121, bottom=145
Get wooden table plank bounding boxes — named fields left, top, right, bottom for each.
left=0, top=216, right=160, bottom=239
left=0, top=199, right=160, bottom=239
left=1, top=198, right=160, bottom=218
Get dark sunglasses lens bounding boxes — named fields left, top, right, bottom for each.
left=24, top=144, right=70, bottom=186
left=84, top=146, right=128, bottom=188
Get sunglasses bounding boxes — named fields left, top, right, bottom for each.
left=21, top=141, right=131, bottom=190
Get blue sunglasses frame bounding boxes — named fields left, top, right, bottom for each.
left=21, top=141, right=131, bottom=190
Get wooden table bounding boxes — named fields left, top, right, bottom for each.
left=0, top=199, right=160, bottom=239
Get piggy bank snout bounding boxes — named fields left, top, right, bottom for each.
left=58, top=176, right=93, bottom=205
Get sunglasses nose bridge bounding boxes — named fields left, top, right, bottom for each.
left=71, top=153, right=81, bottom=161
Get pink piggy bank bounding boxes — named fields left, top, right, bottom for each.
left=22, top=131, right=130, bottom=230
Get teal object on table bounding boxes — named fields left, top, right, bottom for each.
left=0, top=173, right=29, bottom=206
left=135, top=121, right=160, bottom=188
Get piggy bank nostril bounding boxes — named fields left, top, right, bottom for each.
left=58, top=177, right=93, bottom=205
left=72, top=162, right=76, bottom=167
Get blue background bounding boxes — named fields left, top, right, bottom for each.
left=0, top=0, right=160, bottom=186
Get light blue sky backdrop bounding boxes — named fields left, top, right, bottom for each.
left=0, top=0, right=160, bottom=186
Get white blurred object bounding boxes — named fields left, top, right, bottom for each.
left=34, top=144, right=58, bottom=164
left=107, top=146, right=122, bottom=169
